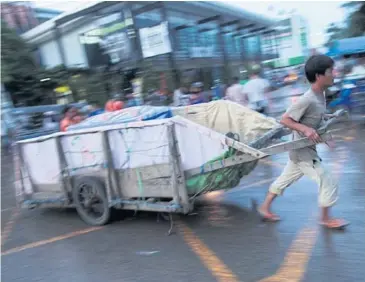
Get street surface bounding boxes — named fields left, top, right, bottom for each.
left=2, top=101, right=365, bottom=282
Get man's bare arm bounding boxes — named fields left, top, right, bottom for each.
left=281, top=113, right=321, bottom=143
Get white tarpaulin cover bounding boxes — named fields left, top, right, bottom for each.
left=171, top=100, right=279, bottom=144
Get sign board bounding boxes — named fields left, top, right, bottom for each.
left=80, top=12, right=134, bottom=66
left=190, top=47, right=214, bottom=58
left=97, top=13, right=132, bottom=64
left=139, top=22, right=172, bottom=58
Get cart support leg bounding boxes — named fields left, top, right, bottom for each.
left=167, top=213, right=174, bottom=236
left=168, top=123, right=191, bottom=214
left=55, top=136, right=72, bottom=204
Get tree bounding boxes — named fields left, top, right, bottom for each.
left=325, top=1, right=365, bottom=47
left=345, top=2, right=365, bottom=37
left=1, top=20, right=47, bottom=106
left=325, top=23, right=345, bottom=48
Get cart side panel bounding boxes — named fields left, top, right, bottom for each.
left=61, top=133, right=106, bottom=175
left=61, top=132, right=114, bottom=202
left=21, top=138, right=63, bottom=193
left=116, top=164, right=173, bottom=198
left=107, top=124, right=174, bottom=199
left=13, top=143, right=33, bottom=205
left=173, top=118, right=229, bottom=171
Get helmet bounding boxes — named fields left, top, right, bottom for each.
left=248, top=63, right=262, bottom=75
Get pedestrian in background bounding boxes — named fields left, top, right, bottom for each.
left=225, top=77, right=245, bottom=105
left=241, top=64, right=271, bottom=114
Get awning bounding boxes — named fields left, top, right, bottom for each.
left=327, top=36, right=365, bottom=57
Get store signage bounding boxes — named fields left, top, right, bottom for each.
left=139, top=22, right=172, bottom=58
left=189, top=46, right=214, bottom=58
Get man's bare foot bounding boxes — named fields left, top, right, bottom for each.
left=258, top=206, right=280, bottom=221
left=319, top=218, right=349, bottom=229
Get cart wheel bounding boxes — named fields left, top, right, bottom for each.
left=72, top=176, right=111, bottom=226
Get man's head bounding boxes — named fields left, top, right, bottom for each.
left=232, top=77, right=240, bottom=84
left=249, top=63, right=261, bottom=77
left=305, top=55, right=335, bottom=88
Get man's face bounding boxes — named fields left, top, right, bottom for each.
left=318, top=67, right=334, bottom=88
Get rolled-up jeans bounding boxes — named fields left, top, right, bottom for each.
left=269, top=159, right=338, bottom=207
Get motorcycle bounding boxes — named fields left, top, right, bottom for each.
left=326, top=75, right=365, bottom=114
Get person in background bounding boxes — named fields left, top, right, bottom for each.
left=173, top=86, right=190, bottom=106
left=60, top=106, right=83, bottom=132
left=189, top=82, right=205, bottom=105
left=43, top=111, right=59, bottom=131
left=159, top=87, right=170, bottom=105
left=225, top=77, right=245, bottom=105
left=241, top=64, right=271, bottom=113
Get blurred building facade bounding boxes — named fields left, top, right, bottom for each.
left=1, top=1, right=61, bottom=34
left=262, top=13, right=310, bottom=68
left=21, top=1, right=279, bottom=87
left=1, top=83, right=15, bottom=143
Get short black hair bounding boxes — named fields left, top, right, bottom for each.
left=305, top=55, right=334, bottom=83
left=232, top=77, right=239, bottom=83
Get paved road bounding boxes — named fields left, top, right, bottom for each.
left=2, top=120, right=365, bottom=282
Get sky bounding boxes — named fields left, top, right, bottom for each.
left=34, top=0, right=347, bottom=48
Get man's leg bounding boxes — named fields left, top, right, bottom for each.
left=260, top=160, right=303, bottom=218
left=298, top=159, right=346, bottom=228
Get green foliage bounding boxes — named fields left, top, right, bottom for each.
left=326, top=2, right=365, bottom=47
left=325, top=23, right=346, bottom=48
left=1, top=20, right=109, bottom=106
left=346, top=3, right=365, bottom=37
left=1, top=20, right=46, bottom=106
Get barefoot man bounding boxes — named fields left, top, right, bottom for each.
left=259, top=55, right=348, bottom=229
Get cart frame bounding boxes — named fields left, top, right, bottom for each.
left=13, top=109, right=347, bottom=227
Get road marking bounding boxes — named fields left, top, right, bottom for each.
left=178, top=221, right=239, bottom=282
left=1, top=208, right=20, bottom=246
left=1, top=207, right=15, bottom=213
left=1, top=226, right=103, bottom=256
left=259, top=226, right=318, bottom=282
left=260, top=144, right=350, bottom=282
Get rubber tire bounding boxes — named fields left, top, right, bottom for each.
left=72, top=176, right=111, bottom=226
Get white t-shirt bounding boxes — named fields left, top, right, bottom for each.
left=242, top=78, right=270, bottom=109
left=226, top=83, right=245, bottom=105
left=173, top=89, right=190, bottom=106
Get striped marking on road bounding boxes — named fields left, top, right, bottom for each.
left=1, top=226, right=103, bottom=256
left=1, top=208, right=20, bottom=246
left=177, top=221, right=239, bottom=282
left=259, top=225, right=318, bottom=282
left=260, top=142, right=350, bottom=282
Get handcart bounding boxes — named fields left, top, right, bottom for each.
left=13, top=101, right=347, bottom=232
